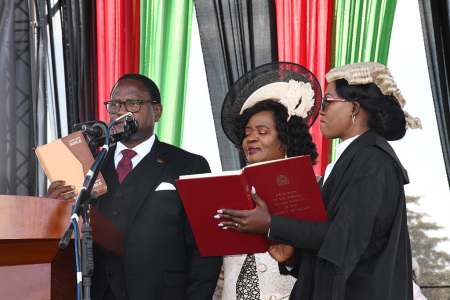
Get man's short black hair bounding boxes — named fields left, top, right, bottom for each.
left=111, top=73, right=161, bottom=104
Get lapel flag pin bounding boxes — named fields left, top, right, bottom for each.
left=157, top=158, right=163, bottom=163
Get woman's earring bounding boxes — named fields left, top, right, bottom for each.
left=351, top=115, right=355, bottom=125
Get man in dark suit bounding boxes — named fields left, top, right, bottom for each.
left=47, top=73, right=222, bottom=299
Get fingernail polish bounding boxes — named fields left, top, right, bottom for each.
left=217, top=209, right=223, bottom=213
left=222, top=227, right=228, bottom=230
left=214, top=214, right=220, bottom=219
left=251, top=186, right=256, bottom=194
left=218, top=223, right=224, bottom=227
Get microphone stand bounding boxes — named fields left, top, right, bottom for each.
left=80, top=156, right=104, bottom=300
left=59, top=146, right=106, bottom=300
left=59, top=119, right=136, bottom=300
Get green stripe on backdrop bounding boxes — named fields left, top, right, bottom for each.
left=329, top=0, right=397, bottom=162
left=139, top=0, right=194, bottom=146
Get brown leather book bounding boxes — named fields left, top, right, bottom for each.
left=35, top=131, right=107, bottom=196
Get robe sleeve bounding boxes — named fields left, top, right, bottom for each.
left=269, top=215, right=332, bottom=250
left=269, top=154, right=400, bottom=276
left=316, top=158, right=400, bottom=275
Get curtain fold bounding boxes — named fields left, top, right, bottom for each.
left=332, top=0, right=396, bottom=64
left=329, top=0, right=397, bottom=162
left=275, top=0, right=334, bottom=176
left=195, top=0, right=278, bottom=170
left=96, top=0, right=140, bottom=122
left=418, top=0, right=450, bottom=187
left=60, top=0, right=93, bottom=130
left=0, top=0, right=34, bottom=195
left=34, top=0, right=60, bottom=196
left=139, top=0, right=193, bottom=146
left=45, top=0, right=68, bottom=139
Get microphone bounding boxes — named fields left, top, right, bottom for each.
left=74, top=122, right=108, bottom=140
left=124, top=114, right=139, bottom=134
left=73, top=121, right=109, bottom=149
left=73, top=114, right=139, bottom=149
left=81, top=124, right=104, bottom=138
left=120, top=114, right=140, bottom=141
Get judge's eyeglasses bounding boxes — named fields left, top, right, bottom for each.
left=320, top=97, right=353, bottom=111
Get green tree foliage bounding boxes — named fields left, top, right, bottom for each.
left=407, top=196, right=450, bottom=299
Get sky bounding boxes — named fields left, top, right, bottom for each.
left=182, top=0, right=450, bottom=253
left=388, top=0, right=450, bottom=252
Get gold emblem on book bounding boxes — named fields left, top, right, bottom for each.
left=277, top=174, right=289, bottom=186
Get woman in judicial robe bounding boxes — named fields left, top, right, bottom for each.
left=216, top=62, right=422, bottom=299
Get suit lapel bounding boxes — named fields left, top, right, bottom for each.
left=128, top=138, right=169, bottom=222
left=318, top=176, right=324, bottom=192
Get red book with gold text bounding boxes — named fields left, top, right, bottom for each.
left=175, top=155, right=327, bottom=257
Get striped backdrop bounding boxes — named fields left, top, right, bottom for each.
left=91, top=0, right=397, bottom=174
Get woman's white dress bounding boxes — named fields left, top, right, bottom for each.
left=219, top=251, right=296, bottom=300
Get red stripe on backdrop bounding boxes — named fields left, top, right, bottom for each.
left=275, top=0, right=334, bottom=175
left=96, top=0, right=140, bottom=122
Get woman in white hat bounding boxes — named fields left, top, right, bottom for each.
left=218, top=62, right=322, bottom=300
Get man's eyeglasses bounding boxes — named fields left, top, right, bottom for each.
left=321, top=97, right=353, bottom=111
left=104, top=100, right=156, bottom=114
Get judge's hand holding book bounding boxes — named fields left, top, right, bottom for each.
left=218, top=186, right=271, bottom=234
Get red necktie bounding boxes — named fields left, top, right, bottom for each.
left=116, top=149, right=137, bottom=183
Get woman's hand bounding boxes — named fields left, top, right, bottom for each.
left=215, top=187, right=271, bottom=234
left=268, top=244, right=296, bottom=266
left=46, top=180, right=78, bottom=201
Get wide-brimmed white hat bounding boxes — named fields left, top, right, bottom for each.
left=221, top=62, right=322, bottom=143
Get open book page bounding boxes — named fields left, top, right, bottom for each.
left=179, top=156, right=307, bottom=180
left=179, top=169, right=241, bottom=179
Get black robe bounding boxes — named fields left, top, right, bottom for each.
left=269, top=131, right=413, bottom=299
